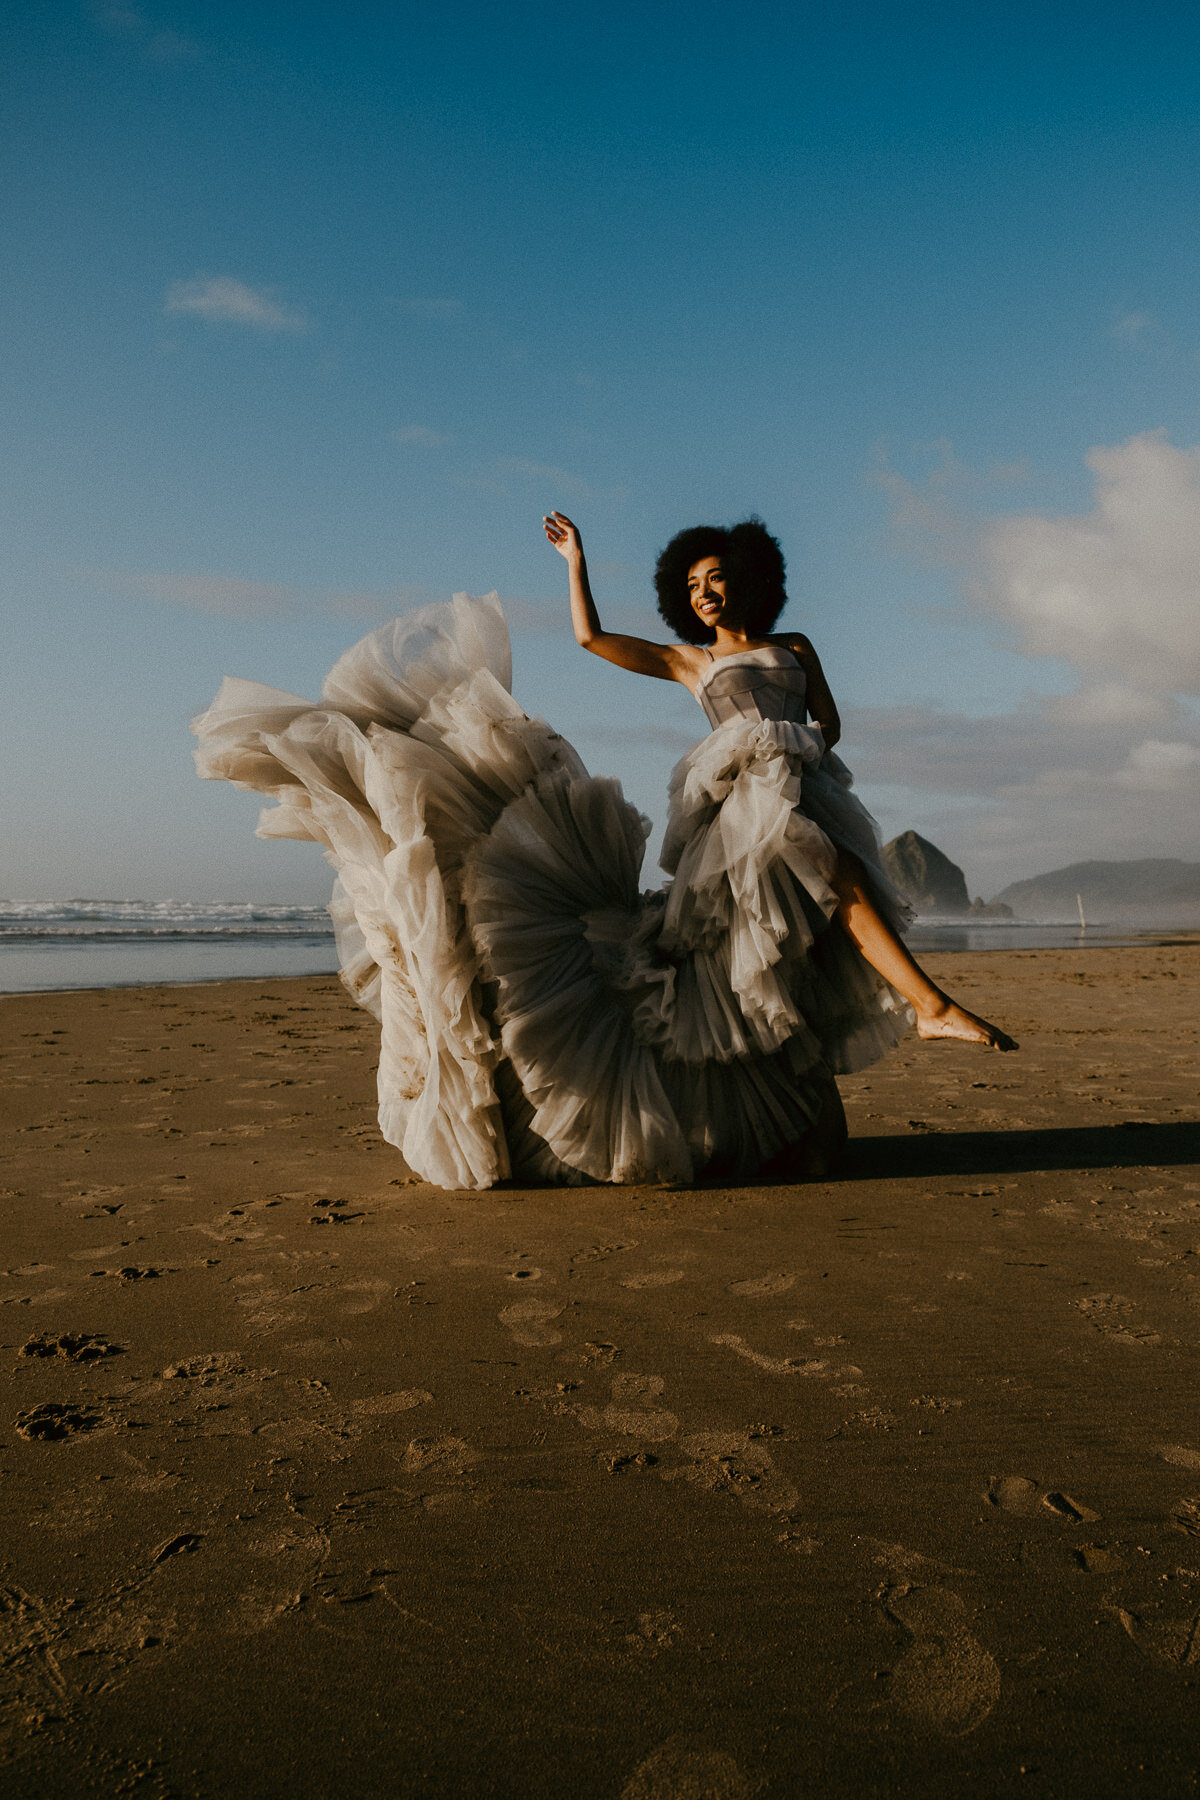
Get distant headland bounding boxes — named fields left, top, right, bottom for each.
left=883, top=831, right=1200, bottom=926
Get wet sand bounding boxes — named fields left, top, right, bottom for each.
left=2, top=945, right=1199, bottom=1799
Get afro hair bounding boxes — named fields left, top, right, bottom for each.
left=653, top=516, right=787, bottom=644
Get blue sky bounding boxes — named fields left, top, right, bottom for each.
left=3, top=0, right=1198, bottom=901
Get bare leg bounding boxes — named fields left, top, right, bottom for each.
left=831, top=852, right=1018, bottom=1051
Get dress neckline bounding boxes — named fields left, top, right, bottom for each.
left=693, top=643, right=801, bottom=699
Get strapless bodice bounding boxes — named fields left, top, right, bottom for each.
left=694, top=645, right=808, bottom=728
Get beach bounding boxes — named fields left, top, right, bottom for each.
left=3, top=943, right=1199, bottom=1798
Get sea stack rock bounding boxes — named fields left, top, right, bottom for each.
left=967, top=895, right=1014, bottom=920
left=882, top=830, right=971, bottom=916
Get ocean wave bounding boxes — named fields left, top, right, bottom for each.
left=0, top=899, right=334, bottom=942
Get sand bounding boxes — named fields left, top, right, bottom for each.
left=2, top=944, right=1199, bottom=1799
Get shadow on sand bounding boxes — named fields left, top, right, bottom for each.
left=840, top=1119, right=1200, bottom=1182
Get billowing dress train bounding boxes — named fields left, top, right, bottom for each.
left=192, top=594, right=914, bottom=1190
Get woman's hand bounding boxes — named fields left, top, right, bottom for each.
left=543, top=511, right=583, bottom=561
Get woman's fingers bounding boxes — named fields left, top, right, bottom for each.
left=542, top=510, right=580, bottom=553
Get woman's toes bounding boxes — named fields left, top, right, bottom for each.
left=917, top=1005, right=1016, bottom=1051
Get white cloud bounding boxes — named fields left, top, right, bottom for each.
left=499, top=598, right=568, bottom=632
left=164, top=276, right=307, bottom=334
left=92, top=567, right=575, bottom=634
left=864, top=431, right=1200, bottom=886
left=1047, top=683, right=1172, bottom=728
left=588, top=721, right=700, bottom=754
left=848, top=695, right=1200, bottom=892
left=1111, top=308, right=1158, bottom=344
left=90, top=568, right=435, bottom=622
left=391, top=425, right=455, bottom=448
left=974, top=432, right=1200, bottom=694
left=848, top=693, right=1198, bottom=798
left=871, top=440, right=1030, bottom=568
left=89, top=5, right=203, bottom=60
left=123, top=571, right=302, bottom=616
left=90, top=3, right=144, bottom=29
left=1116, top=738, right=1200, bottom=791
left=493, top=457, right=598, bottom=500
left=499, top=596, right=647, bottom=637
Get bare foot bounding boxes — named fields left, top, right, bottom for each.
left=916, top=999, right=1018, bottom=1052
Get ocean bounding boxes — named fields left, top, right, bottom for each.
left=0, top=900, right=339, bottom=994
left=0, top=900, right=1187, bottom=996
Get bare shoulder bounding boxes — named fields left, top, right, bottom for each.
left=770, top=630, right=818, bottom=662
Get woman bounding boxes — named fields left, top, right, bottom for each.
left=192, top=512, right=1013, bottom=1193
left=544, top=509, right=1015, bottom=1056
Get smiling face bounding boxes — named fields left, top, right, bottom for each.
left=687, top=555, right=734, bottom=633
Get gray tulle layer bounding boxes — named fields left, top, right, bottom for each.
left=192, top=595, right=913, bottom=1189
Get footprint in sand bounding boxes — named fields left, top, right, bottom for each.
left=1073, top=1293, right=1161, bottom=1346
left=1113, top=1603, right=1200, bottom=1667
left=729, top=1272, right=795, bottom=1297
left=710, top=1332, right=841, bottom=1378
left=1041, top=1491, right=1102, bottom=1523
left=337, top=1279, right=391, bottom=1317
left=161, top=1352, right=247, bottom=1385
left=351, top=1389, right=433, bottom=1417
left=578, top=1374, right=679, bottom=1442
left=1072, top=1544, right=1126, bottom=1572
left=193, top=1515, right=326, bottom=1639
left=620, top=1735, right=754, bottom=1800
left=602, top=1374, right=679, bottom=1442
left=666, top=1428, right=798, bottom=1515
left=1157, top=1444, right=1200, bottom=1470
left=1171, top=1497, right=1200, bottom=1538
left=398, top=1437, right=480, bottom=1477
left=499, top=1299, right=563, bottom=1347
left=983, top=1475, right=1041, bottom=1515
left=984, top=1475, right=1100, bottom=1522
left=863, top=1540, right=975, bottom=1580
left=881, top=1584, right=1001, bottom=1736
left=623, top=1610, right=682, bottom=1654
left=620, top=1270, right=686, bottom=1289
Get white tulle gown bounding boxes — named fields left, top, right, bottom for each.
left=192, top=594, right=914, bottom=1190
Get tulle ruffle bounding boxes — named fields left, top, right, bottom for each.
left=193, top=595, right=913, bottom=1189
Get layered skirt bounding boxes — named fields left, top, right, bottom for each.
left=192, top=595, right=913, bottom=1189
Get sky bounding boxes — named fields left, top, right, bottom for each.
left=2, top=0, right=1199, bottom=904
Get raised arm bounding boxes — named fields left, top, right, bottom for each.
left=543, top=512, right=695, bottom=684
left=780, top=633, right=841, bottom=749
